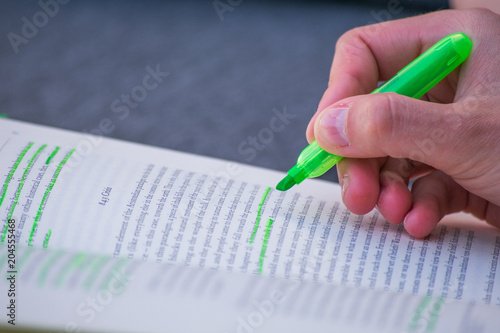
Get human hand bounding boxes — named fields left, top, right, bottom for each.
left=306, top=9, right=500, bottom=238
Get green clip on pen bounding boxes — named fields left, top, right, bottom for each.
left=276, top=32, right=472, bottom=191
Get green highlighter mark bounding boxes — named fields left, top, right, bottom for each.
left=1, top=144, right=46, bottom=243
left=43, top=229, right=52, bottom=248
left=28, top=149, right=75, bottom=246
left=37, top=250, right=65, bottom=287
left=408, top=296, right=432, bottom=331
left=0, top=142, right=34, bottom=209
left=99, top=258, right=128, bottom=291
left=83, top=256, right=111, bottom=291
left=249, top=186, right=271, bottom=244
left=45, top=146, right=60, bottom=165
left=425, top=298, right=446, bottom=332
left=407, top=297, right=445, bottom=332
left=54, top=252, right=87, bottom=288
left=15, top=247, right=35, bottom=273
left=259, top=218, right=274, bottom=274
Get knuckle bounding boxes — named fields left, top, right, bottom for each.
left=358, top=93, right=398, bottom=142
left=335, top=28, right=369, bottom=60
left=333, top=29, right=373, bottom=92
left=336, top=28, right=362, bottom=50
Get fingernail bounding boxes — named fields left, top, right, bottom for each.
left=318, top=107, right=349, bottom=146
left=403, top=213, right=410, bottom=228
left=340, top=174, right=349, bottom=197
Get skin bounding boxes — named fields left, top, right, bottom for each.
left=306, top=9, right=500, bottom=238
left=450, top=0, right=500, bottom=14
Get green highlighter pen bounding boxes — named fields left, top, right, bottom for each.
left=276, top=32, right=472, bottom=191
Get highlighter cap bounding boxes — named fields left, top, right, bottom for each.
left=372, top=33, right=472, bottom=99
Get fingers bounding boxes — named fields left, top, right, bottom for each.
left=377, top=158, right=412, bottom=224
left=403, top=172, right=464, bottom=238
left=404, top=171, right=500, bottom=238
left=307, top=10, right=465, bottom=141
left=338, top=157, right=413, bottom=224
left=339, top=160, right=500, bottom=238
left=337, top=157, right=382, bottom=215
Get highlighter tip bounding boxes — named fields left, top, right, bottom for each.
left=276, top=175, right=296, bottom=191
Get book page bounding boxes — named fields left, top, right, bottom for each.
left=2, top=245, right=499, bottom=333
left=1, top=118, right=499, bottom=308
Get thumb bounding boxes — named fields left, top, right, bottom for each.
left=313, top=92, right=462, bottom=171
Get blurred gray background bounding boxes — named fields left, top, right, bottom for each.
left=0, top=0, right=448, bottom=184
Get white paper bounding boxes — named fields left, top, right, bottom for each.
left=1, top=118, right=500, bottom=331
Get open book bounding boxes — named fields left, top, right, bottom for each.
left=1, top=118, right=499, bottom=332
